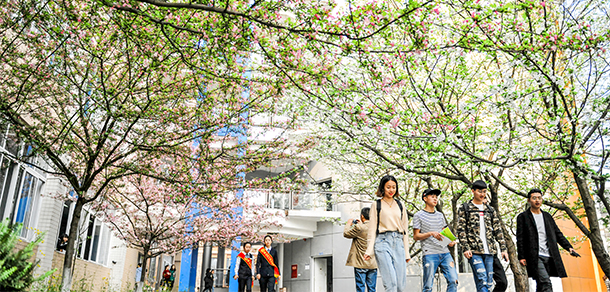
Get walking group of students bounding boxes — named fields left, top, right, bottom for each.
left=344, top=175, right=583, bottom=292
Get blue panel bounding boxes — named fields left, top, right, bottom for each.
left=179, top=248, right=198, bottom=292
left=189, top=248, right=198, bottom=292
left=228, top=239, right=241, bottom=292
left=15, top=197, right=29, bottom=223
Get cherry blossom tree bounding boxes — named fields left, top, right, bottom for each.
left=283, top=0, right=609, bottom=290
left=3, top=0, right=608, bottom=291
left=92, top=174, right=281, bottom=292
left=0, top=1, right=300, bottom=290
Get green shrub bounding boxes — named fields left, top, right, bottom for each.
left=0, top=219, right=54, bottom=291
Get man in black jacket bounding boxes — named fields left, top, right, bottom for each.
left=517, top=189, right=577, bottom=292
left=256, top=235, right=281, bottom=292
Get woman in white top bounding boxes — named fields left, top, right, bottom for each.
left=364, top=175, right=411, bottom=292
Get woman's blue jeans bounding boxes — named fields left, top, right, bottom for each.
left=422, top=252, right=458, bottom=292
left=374, top=231, right=407, bottom=292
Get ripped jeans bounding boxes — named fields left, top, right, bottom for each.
left=468, top=254, right=494, bottom=292
left=422, top=253, right=458, bottom=292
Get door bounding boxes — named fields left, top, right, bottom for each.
left=313, top=257, right=332, bottom=292
left=314, top=257, right=327, bottom=292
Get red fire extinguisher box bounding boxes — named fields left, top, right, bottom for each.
left=291, top=265, right=297, bottom=278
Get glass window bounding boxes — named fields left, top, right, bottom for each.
left=0, top=120, right=7, bottom=149
left=22, top=144, right=36, bottom=165
left=0, top=161, right=43, bottom=240
left=0, top=162, right=17, bottom=220
left=15, top=172, right=33, bottom=224
left=59, top=204, right=111, bottom=265
left=149, top=257, right=157, bottom=283
left=90, top=223, right=101, bottom=262
left=19, top=175, right=40, bottom=238
left=98, top=225, right=110, bottom=265
left=5, top=127, right=20, bottom=157
left=8, top=167, right=24, bottom=222
left=0, top=123, right=46, bottom=240
left=0, top=156, right=10, bottom=218
left=58, top=200, right=73, bottom=241
left=83, top=215, right=95, bottom=261
left=77, top=210, right=89, bottom=259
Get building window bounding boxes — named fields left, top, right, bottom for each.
left=4, top=127, right=20, bottom=158
left=72, top=209, right=110, bottom=265
left=210, top=245, right=232, bottom=288
left=148, top=257, right=157, bottom=283
left=0, top=123, right=46, bottom=241
left=0, top=121, right=7, bottom=150
left=15, top=172, right=42, bottom=238
left=58, top=200, right=73, bottom=240
left=0, top=158, right=44, bottom=240
left=318, top=179, right=333, bottom=211
left=0, top=156, right=14, bottom=219
left=83, top=215, right=95, bottom=261
left=56, top=196, right=110, bottom=265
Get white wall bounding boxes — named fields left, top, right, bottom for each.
left=35, top=177, right=65, bottom=275
left=107, top=236, right=128, bottom=291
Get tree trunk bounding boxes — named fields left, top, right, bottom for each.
left=488, top=180, right=529, bottom=292
left=137, top=247, right=150, bottom=292
left=573, top=173, right=610, bottom=278
left=61, top=196, right=85, bottom=292
left=500, top=221, right=530, bottom=292
left=450, top=193, right=459, bottom=260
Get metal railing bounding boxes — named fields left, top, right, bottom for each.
left=212, top=268, right=231, bottom=288
left=244, top=189, right=367, bottom=212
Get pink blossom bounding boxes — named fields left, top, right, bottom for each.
left=390, top=117, right=400, bottom=129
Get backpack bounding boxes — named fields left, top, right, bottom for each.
left=376, top=198, right=405, bottom=235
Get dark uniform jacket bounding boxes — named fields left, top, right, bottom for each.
left=516, top=209, right=573, bottom=279
left=238, top=254, right=253, bottom=278
left=256, top=247, right=280, bottom=278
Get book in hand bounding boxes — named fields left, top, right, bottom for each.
left=438, top=227, right=456, bottom=247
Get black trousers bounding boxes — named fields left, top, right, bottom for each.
left=535, top=256, right=553, bottom=292
left=259, top=276, right=276, bottom=292
left=493, top=255, right=508, bottom=292
left=238, top=276, right=252, bottom=292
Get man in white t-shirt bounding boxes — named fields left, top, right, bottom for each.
left=457, top=180, right=508, bottom=292
left=516, top=189, right=577, bottom=292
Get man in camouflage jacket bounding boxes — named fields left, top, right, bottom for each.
left=457, top=180, right=509, bottom=292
